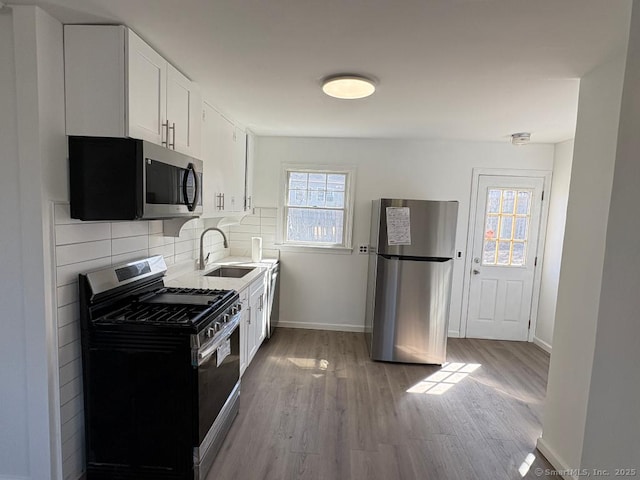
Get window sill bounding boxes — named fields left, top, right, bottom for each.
left=275, top=243, right=353, bottom=255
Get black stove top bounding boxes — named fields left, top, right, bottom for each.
left=96, top=287, right=236, bottom=327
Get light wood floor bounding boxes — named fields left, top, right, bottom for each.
left=206, top=328, right=556, bottom=480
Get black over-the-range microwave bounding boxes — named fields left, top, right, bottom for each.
left=68, top=136, right=203, bottom=220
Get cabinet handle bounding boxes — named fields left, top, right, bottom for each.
left=221, top=193, right=225, bottom=210
left=169, top=122, right=176, bottom=149
left=162, top=121, right=169, bottom=147
left=247, top=196, right=252, bottom=210
left=259, top=293, right=263, bottom=311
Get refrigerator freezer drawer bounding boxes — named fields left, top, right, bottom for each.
left=370, top=256, right=453, bottom=364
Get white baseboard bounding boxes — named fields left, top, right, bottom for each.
left=0, top=475, right=30, bottom=480
left=448, top=330, right=460, bottom=338
left=276, top=321, right=364, bottom=333
left=536, top=436, right=578, bottom=480
left=533, top=336, right=553, bottom=353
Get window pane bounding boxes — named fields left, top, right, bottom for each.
left=485, top=215, right=498, bottom=240
left=286, top=208, right=344, bottom=244
left=288, top=190, right=307, bottom=206
left=483, top=240, right=497, bottom=265
left=512, top=243, right=526, bottom=266
left=514, top=217, right=528, bottom=240
left=499, top=216, right=513, bottom=240
left=308, top=190, right=326, bottom=207
left=516, top=191, right=531, bottom=214
left=325, top=191, right=345, bottom=208
left=289, top=172, right=307, bottom=189
left=308, top=173, right=326, bottom=184
left=487, top=189, right=501, bottom=213
left=327, top=174, right=346, bottom=189
left=497, top=241, right=511, bottom=265
left=501, top=190, right=515, bottom=214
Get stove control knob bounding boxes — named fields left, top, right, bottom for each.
left=231, top=306, right=238, bottom=315
left=236, top=303, right=242, bottom=311
left=206, top=327, right=215, bottom=338
left=214, top=321, right=222, bottom=332
left=223, top=314, right=230, bottom=323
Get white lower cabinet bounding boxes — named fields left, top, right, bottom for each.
left=239, top=288, right=249, bottom=376
left=240, top=273, right=267, bottom=376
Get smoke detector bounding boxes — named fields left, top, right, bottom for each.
left=511, top=132, right=531, bottom=145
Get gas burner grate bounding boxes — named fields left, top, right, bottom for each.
left=100, top=303, right=207, bottom=325
left=161, top=287, right=229, bottom=296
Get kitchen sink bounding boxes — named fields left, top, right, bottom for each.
left=204, top=266, right=255, bottom=278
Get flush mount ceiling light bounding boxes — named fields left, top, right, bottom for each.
left=322, top=75, right=376, bottom=99
left=511, top=132, right=531, bottom=145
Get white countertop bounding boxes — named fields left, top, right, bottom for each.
left=165, top=256, right=278, bottom=292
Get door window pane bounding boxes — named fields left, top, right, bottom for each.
left=481, top=188, right=533, bottom=267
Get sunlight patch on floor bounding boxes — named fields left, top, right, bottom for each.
left=406, top=362, right=481, bottom=395
left=518, top=452, right=536, bottom=476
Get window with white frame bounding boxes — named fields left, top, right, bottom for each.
left=280, top=166, right=355, bottom=249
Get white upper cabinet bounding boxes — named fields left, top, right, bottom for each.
left=127, top=29, right=166, bottom=145
left=245, top=132, right=255, bottom=212
left=65, top=25, right=201, bottom=158
left=201, top=102, right=247, bottom=217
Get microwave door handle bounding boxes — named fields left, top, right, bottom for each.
left=182, top=163, right=198, bottom=211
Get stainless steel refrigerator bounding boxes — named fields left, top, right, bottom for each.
left=365, top=199, right=458, bottom=364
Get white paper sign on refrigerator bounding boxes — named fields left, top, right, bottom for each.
left=386, top=207, right=412, bottom=245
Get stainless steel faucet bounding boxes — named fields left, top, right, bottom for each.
left=199, top=227, right=229, bottom=270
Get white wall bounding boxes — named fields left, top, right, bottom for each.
left=254, top=136, right=554, bottom=333
left=537, top=48, right=629, bottom=473
left=534, top=139, right=574, bottom=351
left=580, top=1, right=640, bottom=472
left=0, top=10, right=30, bottom=479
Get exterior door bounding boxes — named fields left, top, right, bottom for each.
left=465, top=175, right=544, bottom=340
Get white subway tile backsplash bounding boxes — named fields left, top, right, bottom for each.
left=62, top=447, right=84, bottom=480
left=61, top=411, right=83, bottom=444
left=57, top=283, right=78, bottom=308
left=111, top=249, right=150, bottom=266
left=60, top=377, right=82, bottom=406
left=149, top=220, right=164, bottom=235
left=175, top=250, right=196, bottom=264
left=58, top=339, right=81, bottom=367
left=56, top=256, right=112, bottom=287
left=59, top=359, right=82, bottom=387
left=62, top=430, right=83, bottom=462
left=55, top=223, right=111, bottom=246
left=59, top=321, right=80, bottom=348
left=261, top=216, right=277, bottom=227
left=174, top=239, right=196, bottom=255
left=259, top=207, right=277, bottom=218
left=112, top=235, right=149, bottom=256
left=111, top=221, right=149, bottom=238
left=60, top=393, right=83, bottom=424
left=56, top=240, right=111, bottom=267
left=57, top=303, right=79, bottom=328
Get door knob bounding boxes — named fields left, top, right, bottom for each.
left=473, top=269, right=481, bottom=275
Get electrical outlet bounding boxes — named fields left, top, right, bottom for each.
left=358, top=245, right=369, bottom=254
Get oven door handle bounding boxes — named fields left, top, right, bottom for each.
left=196, top=315, right=240, bottom=367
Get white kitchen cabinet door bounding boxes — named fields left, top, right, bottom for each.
left=239, top=288, right=249, bottom=376
left=64, top=25, right=127, bottom=137
left=244, top=132, right=255, bottom=211
left=166, top=64, right=201, bottom=157
left=201, top=102, right=224, bottom=217
left=232, top=127, right=247, bottom=212
left=248, top=276, right=266, bottom=362
left=218, top=114, right=237, bottom=213
left=127, top=29, right=167, bottom=145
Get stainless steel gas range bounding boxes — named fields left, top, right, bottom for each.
left=78, top=256, right=240, bottom=480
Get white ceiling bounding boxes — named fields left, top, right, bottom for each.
left=13, top=0, right=632, bottom=143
